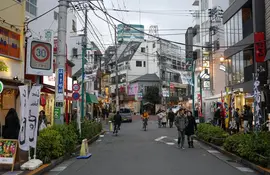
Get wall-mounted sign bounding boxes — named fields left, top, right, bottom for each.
left=254, top=32, right=266, bottom=63
left=26, top=38, right=53, bottom=76
left=0, top=81, right=3, bottom=93
left=0, top=26, right=20, bottom=60
left=0, top=60, right=8, bottom=72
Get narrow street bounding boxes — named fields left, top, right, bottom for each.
left=43, top=117, right=259, bottom=175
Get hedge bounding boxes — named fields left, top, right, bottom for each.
left=223, top=132, right=270, bottom=168
left=196, top=123, right=270, bottom=168
left=196, top=123, right=229, bottom=146
left=36, top=120, right=102, bottom=163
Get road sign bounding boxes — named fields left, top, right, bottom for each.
left=54, top=107, right=61, bottom=119
left=72, top=92, right=80, bottom=101
left=0, top=81, right=3, bottom=93
left=26, top=39, right=53, bottom=76
left=72, top=84, right=80, bottom=92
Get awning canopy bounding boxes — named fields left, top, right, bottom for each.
left=86, top=93, right=99, bottom=104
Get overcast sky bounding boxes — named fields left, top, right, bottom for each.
left=77, top=0, right=196, bottom=51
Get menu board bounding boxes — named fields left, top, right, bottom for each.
left=0, top=139, right=18, bottom=166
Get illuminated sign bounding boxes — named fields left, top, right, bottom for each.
left=0, top=26, right=20, bottom=60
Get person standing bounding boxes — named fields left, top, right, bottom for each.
left=247, top=106, right=253, bottom=131
left=3, top=108, right=20, bottom=139
left=185, top=111, right=197, bottom=148
left=175, top=108, right=188, bottom=149
left=233, top=108, right=240, bottom=132
left=243, top=105, right=249, bottom=133
left=168, top=109, right=175, bottom=128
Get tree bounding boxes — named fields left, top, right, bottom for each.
left=143, top=86, right=161, bottom=104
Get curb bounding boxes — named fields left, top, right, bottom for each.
left=195, top=137, right=270, bottom=175
left=25, top=130, right=106, bottom=175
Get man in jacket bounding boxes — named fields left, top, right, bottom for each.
left=113, top=111, right=122, bottom=134
left=175, top=108, right=188, bottom=149
left=168, top=109, right=175, bottom=128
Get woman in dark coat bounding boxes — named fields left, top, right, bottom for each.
left=185, top=111, right=197, bottom=148
left=3, top=108, right=20, bottom=139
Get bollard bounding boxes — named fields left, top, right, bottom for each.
left=109, top=121, right=113, bottom=131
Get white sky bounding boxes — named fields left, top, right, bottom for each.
left=77, top=0, right=196, bottom=51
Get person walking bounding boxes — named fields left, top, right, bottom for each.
left=185, top=111, right=197, bottom=148
left=113, top=111, right=122, bottom=134
left=168, top=109, right=175, bottom=128
left=175, top=108, right=188, bottom=149
left=243, top=105, right=250, bottom=133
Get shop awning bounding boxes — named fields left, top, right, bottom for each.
left=86, top=93, right=99, bottom=104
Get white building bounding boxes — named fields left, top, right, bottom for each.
left=108, top=40, right=190, bottom=109
left=26, top=0, right=78, bottom=62
left=192, top=0, right=229, bottom=120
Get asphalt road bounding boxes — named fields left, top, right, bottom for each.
left=44, top=117, right=259, bottom=175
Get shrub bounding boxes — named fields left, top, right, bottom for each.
left=196, top=123, right=229, bottom=146
left=36, top=128, right=65, bottom=163
left=51, top=124, right=78, bottom=154
left=81, top=120, right=102, bottom=141
left=224, top=132, right=270, bottom=168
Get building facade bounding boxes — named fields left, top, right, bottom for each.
left=223, top=0, right=267, bottom=120
left=0, top=0, right=25, bottom=130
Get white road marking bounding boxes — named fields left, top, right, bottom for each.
left=155, top=136, right=167, bottom=141
left=3, top=171, right=23, bottom=175
left=236, top=167, right=254, bottom=172
left=207, top=150, right=220, bottom=154
left=96, top=139, right=102, bottom=142
left=166, top=142, right=175, bottom=145
left=99, top=135, right=104, bottom=138
left=50, top=166, right=67, bottom=172
left=174, top=139, right=178, bottom=142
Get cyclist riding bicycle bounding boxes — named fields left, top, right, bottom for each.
left=113, top=111, right=122, bottom=134
left=141, top=110, right=149, bottom=129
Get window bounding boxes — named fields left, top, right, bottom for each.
left=136, top=61, right=142, bottom=67
left=26, top=0, right=37, bottom=16
left=72, top=20, right=76, bottom=32
left=143, top=61, right=146, bottom=67
left=72, top=48, right=78, bottom=57
left=153, top=43, right=156, bottom=48
left=141, top=47, right=145, bottom=53
left=54, top=11, right=58, bottom=20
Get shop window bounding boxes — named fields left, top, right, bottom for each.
left=141, top=47, right=145, bottom=53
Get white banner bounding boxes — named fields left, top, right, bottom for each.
left=18, top=85, right=29, bottom=151
left=28, top=86, right=41, bottom=148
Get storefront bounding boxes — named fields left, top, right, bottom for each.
left=0, top=16, right=25, bottom=136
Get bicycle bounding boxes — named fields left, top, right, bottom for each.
left=113, top=123, right=120, bottom=136
left=142, top=118, right=148, bottom=131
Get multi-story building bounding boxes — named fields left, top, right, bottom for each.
left=191, top=0, right=228, bottom=120
left=265, top=0, right=270, bottom=118
left=223, top=0, right=267, bottom=121
left=108, top=40, right=189, bottom=111
left=0, top=0, right=25, bottom=130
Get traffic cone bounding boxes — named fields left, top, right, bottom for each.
left=77, top=139, right=92, bottom=159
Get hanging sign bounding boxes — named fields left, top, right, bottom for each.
left=26, top=38, right=53, bottom=76
left=254, top=32, right=266, bottom=63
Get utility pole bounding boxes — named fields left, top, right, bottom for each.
left=55, top=0, right=68, bottom=125
left=114, top=25, right=119, bottom=111
left=81, top=8, right=88, bottom=119
left=208, top=8, right=214, bottom=94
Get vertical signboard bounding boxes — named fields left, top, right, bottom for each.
left=56, top=68, right=64, bottom=102
left=254, top=32, right=265, bottom=63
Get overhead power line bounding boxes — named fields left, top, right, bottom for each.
left=88, top=1, right=265, bottom=49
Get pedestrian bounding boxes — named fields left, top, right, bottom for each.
left=38, top=110, right=48, bottom=134
left=185, top=111, right=197, bottom=148
left=113, top=111, right=122, bottom=134
left=243, top=105, right=250, bottom=133
left=233, top=108, right=240, bottom=132
left=214, top=105, right=221, bottom=126
left=3, top=108, right=20, bottom=139
left=175, top=108, right=188, bottom=149
left=168, top=108, right=175, bottom=128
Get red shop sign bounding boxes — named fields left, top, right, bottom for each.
left=254, top=32, right=266, bottom=63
